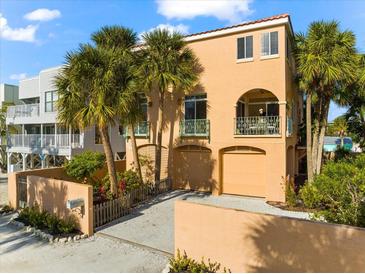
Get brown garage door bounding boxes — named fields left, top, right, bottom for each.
left=222, top=152, right=266, bottom=197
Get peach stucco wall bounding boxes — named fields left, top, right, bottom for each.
left=27, top=175, right=93, bottom=236
left=126, top=23, right=300, bottom=202
left=175, top=200, right=365, bottom=272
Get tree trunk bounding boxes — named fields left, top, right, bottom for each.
left=130, top=124, right=143, bottom=182
left=155, top=93, right=164, bottom=182
left=316, top=100, right=330, bottom=174
left=99, top=126, right=118, bottom=195
left=306, top=92, right=314, bottom=182
left=311, top=96, right=322, bottom=175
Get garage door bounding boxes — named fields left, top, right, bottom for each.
left=222, top=152, right=266, bottom=197
left=174, top=146, right=212, bottom=191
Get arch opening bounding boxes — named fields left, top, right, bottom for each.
left=235, top=89, right=280, bottom=135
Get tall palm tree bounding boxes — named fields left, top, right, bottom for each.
left=294, top=20, right=357, bottom=180
left=56, top=26, right=138, bottom=195
left=139, top=29, right=201, bottom=182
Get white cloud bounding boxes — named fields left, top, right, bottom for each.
left=24, top=8, right=61, bottom=22
left=156, top=0, right=254, bottom=24
left=0, top=13, right=38, bottom=42
left=9, top=73, right=27, bottom=81
left=139, top=23, right=189, bottom=41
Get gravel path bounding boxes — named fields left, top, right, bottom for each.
left=0, top=214, right=169, bottom=272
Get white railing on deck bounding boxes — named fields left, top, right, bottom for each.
left=7, top=134, right=82, bottom=149
left=6, top=104, right=40, bottom=118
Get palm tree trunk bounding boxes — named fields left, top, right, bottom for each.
left=130, top=124, right=143, bottom=182
left=306, top=93, right=314, bottom=182
left=316, top=100, right=330, bottom=174
left=155, top=94, right=164, bottom=182
left=99, top=126, right=118, bottom=195
left=311, top=96, right=322, bottom=175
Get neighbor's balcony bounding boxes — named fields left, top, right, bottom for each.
left=180, top=119, right=210, bottom=137
left=7, top=134, right=83, bottom=149
left=6, top=104, right=40, bottom=119
left=234, top=116, right=281, bottom=136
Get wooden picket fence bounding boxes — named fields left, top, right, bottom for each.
left=93, top=178, right=172, bottom=229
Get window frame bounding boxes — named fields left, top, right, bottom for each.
left=184, top=94, right=207, bottom=121
left=45, top=90, right=57, bottom=112
left=237, top=35, right=254, bottom=62
left=260, top=31, right=279, bottom=59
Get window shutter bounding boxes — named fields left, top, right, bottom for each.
left=246, top=36, right=253, bottom=58
left=270, top=31, right=278, bottom=55
left=237, top=37, right=245, bottom=59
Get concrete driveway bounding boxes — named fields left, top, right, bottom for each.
left=0, top=189, right=308, bottom=272
left=98, top=190, right=308, bottom=255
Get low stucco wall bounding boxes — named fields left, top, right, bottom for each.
left=27, top=175, right=93, bottom=236
left=175, top=200, right=365, bottom=272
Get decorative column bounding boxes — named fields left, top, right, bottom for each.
left=22, top=153, right=27, bottom=171
left=7, top=153, right=11, bottom=173
left=22, top=124, right=25, bottom=147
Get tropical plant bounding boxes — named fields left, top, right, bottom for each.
left=64, top=151, right=105, bottom=183
left=294, top=20, right=357, bottom=181
left=169, top=249, right=229, bottom=273
left=55, top=26, right=138, bottom=195
left=0, top=102, right=15, bottom=172
left=299, top=154, right=365, bottom=227
left=139, top=29, right=201, bottom=182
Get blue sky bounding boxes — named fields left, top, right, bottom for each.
left=1, top=0, right=365, bottom=121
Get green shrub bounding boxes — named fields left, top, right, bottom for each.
left=283, top=176, right=297, bottom=207
left=17, top=206, right=78, bottom=234
left=169, top=250, right=229, bottom=273
left=117, top=169, right=143, bottom=193
left=65, top=151, right=105, bottom=182
left=334, top=146, right=352, bottom=161
left=299, top=154, right=365, bottom=227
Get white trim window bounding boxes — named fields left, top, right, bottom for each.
left=45, top=91, right=57, bottom=112
left=261, top=31, right=278, bottom=56
left=237, top=36, right=253, bottom=60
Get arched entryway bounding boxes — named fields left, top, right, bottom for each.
left=235, top=89, right=280, bottom=135
left=173, top=145, right=213, bottom=191
left=137, top=144, right=168, bottom=182
left=220, top=146, right=266, bottom=197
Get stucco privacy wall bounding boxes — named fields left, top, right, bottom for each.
left=27, top=175, right=93, bottom=235
left=175, top=200, right=365, bottom=272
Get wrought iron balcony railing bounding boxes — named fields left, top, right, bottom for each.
left=125, top=121, right=149, bottom=137
left=180, top=119, right=210, bottom=137
left=234, top=116, right=281, bottom=136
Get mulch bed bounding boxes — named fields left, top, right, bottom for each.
left=266, top=201, right=315, bottom=213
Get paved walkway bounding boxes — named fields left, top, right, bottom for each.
left=99, top=190, right=309, bottom=254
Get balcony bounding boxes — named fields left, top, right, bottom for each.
left=234, top=116, right=281, bottom=136
left=7, top=104, right=40, bottom=118
left=125, top=121, right=149, bottom=138
left=180, top=119, right=210, bottom=137
left=7, top=134, right=83, bottom=149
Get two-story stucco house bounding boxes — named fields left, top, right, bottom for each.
left=6, top=66, right=126, bottom=172
left=125, top=14, right=303, bottom=202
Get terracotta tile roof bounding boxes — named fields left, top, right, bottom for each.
left=184, top=13, right=290, bottom=39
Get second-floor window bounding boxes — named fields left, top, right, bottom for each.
left=45, top=91, right=57, bottom=112
left=184, top=94, right=207, bottom=120
left=237, top=36, right=253, bottom=60
left=261, top=31, right=278, bottom=56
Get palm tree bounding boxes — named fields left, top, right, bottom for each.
left=56, top=26, right=138, bottom=195
left=328, top=116, right=348, bottom=147
left=139, top=29, right=201, bottom=182
left=294, top=20, right=357, bottom=180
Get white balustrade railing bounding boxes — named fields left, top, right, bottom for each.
left=7, top=134, right=82, bottom=149
left=6, top=104, right=40, bottom=118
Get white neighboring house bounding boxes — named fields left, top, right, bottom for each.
left=6, top=66, right=126, bottom=172
left=0, top=83, right=22, bottom=108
